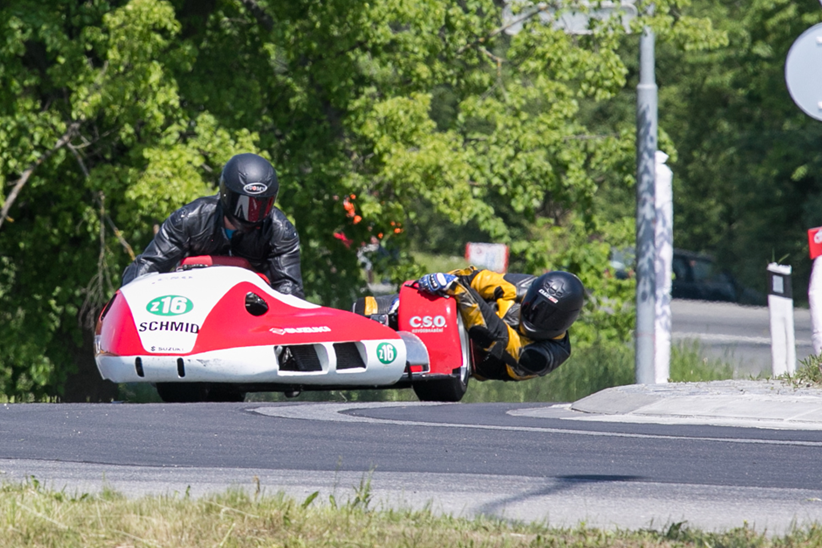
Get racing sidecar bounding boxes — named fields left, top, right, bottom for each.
left=94, top=256, right=472, bottom=402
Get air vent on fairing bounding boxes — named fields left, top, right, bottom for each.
left=277, top=345, right=322, bottom=372
left=333, top=343, right=365, bottom=370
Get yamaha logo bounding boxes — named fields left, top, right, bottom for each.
left=243, top=183, right=268, bottom=195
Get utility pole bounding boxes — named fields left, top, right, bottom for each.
left=635, top=25, right=657, bottom=384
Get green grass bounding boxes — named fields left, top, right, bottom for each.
left=780, top=353, right=822, bottom=388
left=1, top=479, right=821, bottom=547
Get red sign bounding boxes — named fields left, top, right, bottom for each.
left=808, top=227, right=822, bottom=259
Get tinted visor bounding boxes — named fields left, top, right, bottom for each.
left=226, top=193, right=274, bottom=225
left=521, top=301, right=560, bottom=338
left=520, top=297, right=578, bottom=340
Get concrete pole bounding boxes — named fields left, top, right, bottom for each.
left=654, top=151, right=673, bottom=383
left=636, top=26, right=657, bottom=384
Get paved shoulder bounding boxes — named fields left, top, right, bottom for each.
left=559, top=380, right=822, bottom=430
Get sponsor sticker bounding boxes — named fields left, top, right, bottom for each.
left=409, top=315, right=447, bottom=333
left=139, top=321, right=200, bottom=333
left=243, top=183, right=268, bottom=195
left=147, top=295, right=193, bottom=316
left=538, top=288, right=559, bottom=303
left=376, top=342, right=397, bottom=364
left=269, top=326, right=331, bottom=335
left=151, top=345, right=186, bottom=353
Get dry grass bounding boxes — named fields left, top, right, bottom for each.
left=2, top=479, right=822, bottom=547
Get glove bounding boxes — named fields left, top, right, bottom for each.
left=417, top=273, right=456, bottom=294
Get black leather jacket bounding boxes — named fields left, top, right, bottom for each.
left=122, top=195, right=304, bottom=297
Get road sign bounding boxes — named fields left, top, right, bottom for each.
left=785, top=22, right=822, bottom=121
left=502, top=0, right=637, bottom=36
left=465, top=243, right=509, bottom=273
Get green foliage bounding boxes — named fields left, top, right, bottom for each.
left=781, top=353, right=822, bottom=388
left=669, top=339, right=735, bottom=382
left=653, top=0, right=822, bottom=301
left=0, top=0, right=723, bottom=399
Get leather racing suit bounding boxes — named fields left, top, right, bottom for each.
left=445, top=267, right=571, bottom=381
left=122, top=195, right=304, bottom=297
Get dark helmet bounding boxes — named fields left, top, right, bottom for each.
left=219, top=153, right=279, bottom=230
left=520, top=271, right=585, bottom=340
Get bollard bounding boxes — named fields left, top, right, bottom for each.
left=767, top=263, right=796, bottom=376
left=807, top=227, right=822, bottom=355
left=653, top=151, right=673, bottom=383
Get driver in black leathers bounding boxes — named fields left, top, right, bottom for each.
left=122, top=153, right=304, bottom=297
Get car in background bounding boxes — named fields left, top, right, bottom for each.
left=610, top=248, right=765, bottom=305
left=672, top=250, right=766, bottom=305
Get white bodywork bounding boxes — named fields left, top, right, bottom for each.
left=95, top=267, right=408, bottom=386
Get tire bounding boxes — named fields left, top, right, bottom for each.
left=412, top=372, right=469, bottom=402
left=413, top=315, right=472, bottom=402
left=155, top=383, right=246, bottom=403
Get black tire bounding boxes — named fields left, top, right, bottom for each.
left=155, top=383, right=246, bottom=403
left=412, top=373, right=469, bottom=402
left=205, top=385, right=247, bottom=402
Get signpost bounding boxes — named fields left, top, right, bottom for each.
left=465, top=243, right=509, bottom=273
left=787, top=14, right=822, bottom=360
left=785, top=23, right=822, bottom=122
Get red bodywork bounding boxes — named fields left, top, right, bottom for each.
left=397, top=282, right=466, bottom=376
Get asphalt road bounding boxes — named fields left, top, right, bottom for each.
left=2, top=401, right=822, bottom=533
left=671, top=299, right=813, bottom=376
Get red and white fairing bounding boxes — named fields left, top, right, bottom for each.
left=95, top=266, right=408, bottom=385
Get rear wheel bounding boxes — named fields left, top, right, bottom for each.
left=155, top=383, right=246, bottom=403
left=413, top=315, right=472, bottom=402
left=412, top=369, right=469, bottom=402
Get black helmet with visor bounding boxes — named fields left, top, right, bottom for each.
left=519, top=271, right=585, bottom=340
left=219, top=153, right=279, bottom=230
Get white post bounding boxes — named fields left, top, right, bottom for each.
left=767, top=263, right=796, bottom=376
left=809, top=256, right=822, bottom=355
left=654, top=151, right=673, bottom=383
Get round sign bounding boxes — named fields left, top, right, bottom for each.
left=785, top=23, right=822, bottom=121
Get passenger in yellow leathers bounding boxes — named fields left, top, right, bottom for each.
left=417, top=267, right=584, bottom=381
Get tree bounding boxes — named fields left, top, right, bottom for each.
left=655, top=0, right=822, bottom=301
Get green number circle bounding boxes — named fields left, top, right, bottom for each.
left=376, top=342, right=397, bottom=364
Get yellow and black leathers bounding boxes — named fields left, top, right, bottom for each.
left=444, top=267, right=571, bottom=382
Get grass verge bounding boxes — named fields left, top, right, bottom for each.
left=1, top=479, right=820, bottom=547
